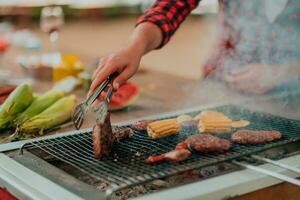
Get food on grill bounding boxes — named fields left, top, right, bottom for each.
left=145, top=149, right=191, bottom=164
left=196, top=110, right=250, bottom=133
left=194, top=110, right=231, bottom=122
left=147, top=119, right=180, bottom=139
left=19, top=95, right=76, bottom=135
left=198, top=123, right=231, bottom=133
left=100, top=82, right=139, bottom=111
left=93, top=112, right=134, bottom=159
left=14, top=90, right=64, bottom=125
left=176, top=114, right=193, bottom=123
left=131, top=120, right=154, bottom=131
left=146, top=134, right=231, bottom=164
left=231, top=120, right=250, bottom=128
left=114, top=127, right=134, bottom=141
left=0, top=84, right=34, bottom=130
left=93, top=113, right=114, bottom=159
left=231, top=130, right=282, bottom=144
left=184, top=134, right=231, bottom=153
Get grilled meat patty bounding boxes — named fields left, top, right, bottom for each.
left=185, top=134, right=231, bottom=153
left=231, top=130, right=282, bottom=144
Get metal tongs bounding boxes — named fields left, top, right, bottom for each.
left=72, top=73, right=117, bottom=130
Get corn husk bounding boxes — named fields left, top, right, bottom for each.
left=0, top=84, right=34, bottom=130
left=19, top=95, right=76, bottom=135
left=14, top=90, right=64, bottom=125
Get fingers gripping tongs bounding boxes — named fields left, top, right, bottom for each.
left=72, top=73, right=116, bottom=130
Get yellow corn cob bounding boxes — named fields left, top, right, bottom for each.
left=198, top=123, right=231, bottom=133
left=0, top=84, right=34, bottom=130
left=19, top=95, right=76, bottom=135
left=14, top=90, right=64, bottom=125
left=147, top=119, right=180, bottom=139
left=197, top=111, right=250, bottom=133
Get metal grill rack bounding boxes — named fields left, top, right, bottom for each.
left=20, top=105, right=300, bottom=198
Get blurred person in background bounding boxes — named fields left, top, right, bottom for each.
left=89, top=0, right=300, bottom=104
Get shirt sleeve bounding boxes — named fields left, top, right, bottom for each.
left=136, top=0, right=201, bottom=48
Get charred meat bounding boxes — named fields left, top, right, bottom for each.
left=145, top=149, right=191, bottom=164
left=185, top=134, right=231, bottom=153
left=146, top=134, right=231, bottom=164
left=114, top=127, right=134, bottom=141
left=93, top=113, right=134, bottom=159
left=231, top=130, right=282, bottom=144
left=131, top=120, right=154, bottom=131
left=92, top=113, right=114, bottom=159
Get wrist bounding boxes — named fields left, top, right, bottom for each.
left=126, top=37, right=148, bottom=58
left=127, top=22, right=162, bottom=55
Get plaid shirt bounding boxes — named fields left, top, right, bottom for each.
left=136, top=0, right=201, bottom=48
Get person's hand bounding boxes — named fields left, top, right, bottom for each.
left=88, top=45, right=142, bottom=97
left=225, top=63, right=283, bottom=94
left=88, top=22, right=163, bottom=98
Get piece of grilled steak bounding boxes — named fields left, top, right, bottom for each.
left=92, top=113, right=114, bottom=159
left=231, top=130, right=282, bottom=144
left=92, top=113, right=134, bottom=159
left=185, top=134, right=231, bottom=153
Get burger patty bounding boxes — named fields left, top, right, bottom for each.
left=185, top=134, right=231, bottom=153
left=231, top=130, right=282, bottom=144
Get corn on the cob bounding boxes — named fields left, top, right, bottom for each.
left=198, top=122, right=231, bottom=133
left=14, top=90, right=64, bottom=125
left=19, top=95, right=76, bottom=135
left=196, top=110, right=250, bottom=133
left=147, top=119, right=180, bottom=139
left=0, top=84, right=34, bottom=130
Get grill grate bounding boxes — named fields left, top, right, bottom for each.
left=21, top=105, right=300, bottom=196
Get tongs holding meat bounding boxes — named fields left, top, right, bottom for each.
left=72, top=73, right=117, bottom=130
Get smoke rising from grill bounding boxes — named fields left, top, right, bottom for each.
left=181, top=0, right=300, bottom=119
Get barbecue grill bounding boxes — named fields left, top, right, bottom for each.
left=13, top=105, right=300, bottom=199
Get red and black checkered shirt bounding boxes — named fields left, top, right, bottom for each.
left=136, top=0, right=201, bottom=48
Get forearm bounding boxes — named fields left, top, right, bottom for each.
left=126, top=22, right=163, bottom=56
left=136, top=0, right=201, bottom=48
